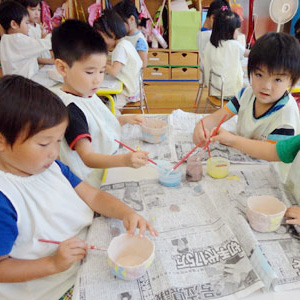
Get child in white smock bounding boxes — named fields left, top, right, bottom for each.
left=114, top=0, right=148, bottom=68
left=51, top=20, right=148, bottom=188
left=203, top=9, right=248, bottom=98
left=0, top=1, right=51, bottom=79
left=194, top=32, right=300, bottom=183
left=0, top=75, right=157, bottom=300
left=94, top=9, right=143, bottom=110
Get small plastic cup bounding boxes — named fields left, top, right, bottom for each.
left=141, top=118, right=167, bottom=144
left=186, top=154, right=203, bottom=182
left=107, top=234, right=155, bottom=281
left=246, top=195, right=287, bottom=232
left=207, top=157, right=230, bottom=179
left=156, top=160, right=183, bottom=187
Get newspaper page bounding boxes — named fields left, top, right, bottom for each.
left=204, top=164, right=300, bottom=292
left=73, top=167, right=267, bottom=300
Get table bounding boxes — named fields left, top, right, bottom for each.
left=73, top=111, right=300, bottom=300
left=96, top=74, right=123, bottom=115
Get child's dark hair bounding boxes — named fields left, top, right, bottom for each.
left=210, top=10, right=241, bottom=47
left=16, top=0, right=42, bottom=8
left=0, top=0, right=29, bottom=32
left=0, top=75, right=68, bottom=146
left=295, top=18, right=300, bottom=42
left=93, top=9, right=127, bottom=39
left=207, top=0, right=230, bottom=17
left=114, top=0, right=139, bottom=26
left=248, top=32, right=300, bottom=87
left=52, top=19, right=108, bottom=67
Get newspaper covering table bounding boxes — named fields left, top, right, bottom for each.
left=73, top=110, right=300, bottom=300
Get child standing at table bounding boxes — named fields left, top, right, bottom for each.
left=0, top=75, right=157, bottom=300
left=51, top=19, right=148, bottom=188
left=203, top=9, right=249, bottom=98
left=194, top=32, right=300, bottom=182
left=211, top=130, right=300, bottom=225
left=93, top=9, right=143, bottom=110
left=0, top=0, right=52, bottom=79
left=197, top=0, right=230, bottom=68
left=114, top=0, right=148, bottom=68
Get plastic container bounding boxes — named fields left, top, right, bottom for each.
left=152, top=28, right=168, bottom=49
left=107, top=234, right=155, bottom=281
left=141, top=118, right=167, bottom=144
left=157, top=160, right=183, bottom=187
left=246, top=196, right=287, bottom=232
left=186, top=153, right=203, bottom=182
left=207, top=157, right=230, bottom=179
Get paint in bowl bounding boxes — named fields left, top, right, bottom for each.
left=141, top=118, right=167, bottom=144
left=107, top=234, right=155, bottom=280
left=207, top=157, right=230, bottom=179
left=246, top=195, right=287, bottom=232
left=156, top=160, right=183, bottom=187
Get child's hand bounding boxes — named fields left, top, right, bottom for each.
left=52, top=237, right=87, bottom=272
left=124, top=151, right=149, bottom=168
left=118, top=115, right=145, bottom=126
left=285, top=206, right=300, bottom=225
left=123, top=212, right=158, bottom=237
left=210, top=127, right=236, bottom=146
left=193, top=121, right=210, bottom=146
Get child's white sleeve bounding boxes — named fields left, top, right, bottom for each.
left=112, top=44, right=128, bottom=65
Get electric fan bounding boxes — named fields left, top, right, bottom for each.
left=269, top=0, right=299, bottom=32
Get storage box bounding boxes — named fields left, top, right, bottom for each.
left=171, top=67, right=199, bottom=80
left=171, top=10, right=200, bottom=50
left=148, top=51, right=169, bottom=65
left=144, top=67, right=170, bottom=80
left=170, top=52, right=198, bottom=65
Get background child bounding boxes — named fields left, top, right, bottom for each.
left=197, top=0, right=230, bottom=68
left=203, top=9, right=248, bottom=98
left=51, top=19, right=148, bottom=188
left=17, top=0, right=54, bottom=64
left=0, top=75, right=157, bottom=300
left=0, top=0, right=51, bottom=79
left=114, top=0, right=148, bottom=68
left=194, top=32, right=300, bottom=182
left=210, top=129, right=300, bottom=225
left=295, top=18, right=300, bottom=42
left=93, top=9, right=143, bottom=110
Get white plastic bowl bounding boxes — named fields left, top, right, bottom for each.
left=141, top=118, right=167, bottom=144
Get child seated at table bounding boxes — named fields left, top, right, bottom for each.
left=51, top=19, right=148, bottom=188
left=194, top=32, right=300, bottom=182
left=93, top=9, right=143, bottom=110
left=114, top=0, right=148, bottom=68
left=0, top=75, right=157, bottom=300
left=16, top=0, right=54, bottom=64
left=203, top=9, right=249, bottom=99
left=0, top=0, right=52, bottom=79
left=197, top=0, right=230, bottom=68
left=211, top=130, right=300, bottom=225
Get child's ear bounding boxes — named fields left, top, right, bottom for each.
left=55, top=59, right=69, bottom=77
left=10, top=20, right=19, bottom=30
left=0, top=133, right=7, bottom=152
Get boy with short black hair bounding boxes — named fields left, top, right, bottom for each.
left=0, top=0, right=52, bottom=78
left=194, top=32, right=300, bottom=182
left=51, top=19, right=148, bottom=188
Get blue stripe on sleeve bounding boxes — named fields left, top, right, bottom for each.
left=55, top=160, right=82, bottom=188
left=136, top=38, right=148, bottom=52
left=268, top=128, right=295, bottom=142
left=226, top=97, right=240, bottom=115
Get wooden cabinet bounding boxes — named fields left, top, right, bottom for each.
left=144, top=0, right=202, bottom=81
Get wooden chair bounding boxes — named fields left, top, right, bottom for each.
left=204, top=69, right=228, bottom=113
left=121, top=70, right=150, bottom=114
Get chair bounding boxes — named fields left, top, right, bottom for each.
left=121, top=70, right=150, bottom=114
left=194, top=68, right=205, bottom=113
left=204, top=69, right=228, bottom=113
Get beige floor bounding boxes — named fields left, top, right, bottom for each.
left=122, top=81, right=217, bottom=114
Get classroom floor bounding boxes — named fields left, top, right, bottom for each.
left=121, top=82, right=217, bottom=114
